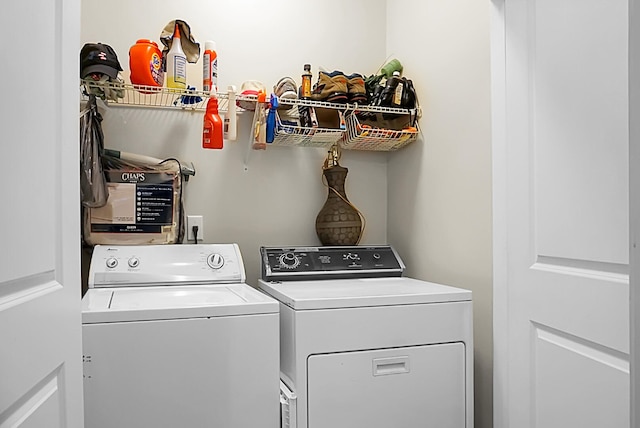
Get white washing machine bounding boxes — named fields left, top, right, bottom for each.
left=82, top=244, right=280, bottom=428
left=258, top=246, right=473, bottom=428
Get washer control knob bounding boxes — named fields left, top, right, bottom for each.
left=128, top=257, right=140, bottom=268
left=373, top=253, right=381, bottom=260
left=279, top=252, right=300, bottom=269
left=106, top=257, right=118, bottom=269
left=207, top=253, right=225, bottom=270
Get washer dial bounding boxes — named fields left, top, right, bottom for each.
left=207, top=253, right=225, bottom=269
left=279, top=252, right=300, bottom=270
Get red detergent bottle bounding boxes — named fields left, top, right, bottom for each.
left=203, top=97, right=224, bottom=150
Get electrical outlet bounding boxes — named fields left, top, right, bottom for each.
left=187, top=215, right=204, bottom=242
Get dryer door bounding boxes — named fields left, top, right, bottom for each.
left=307, top=343, right=466, bottom=428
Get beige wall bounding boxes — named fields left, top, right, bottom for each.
left=82, top=0, right=494, bottom=425
left=81, top=0, right=390, bottom=285
left=386, top=2, right=493, bottom=427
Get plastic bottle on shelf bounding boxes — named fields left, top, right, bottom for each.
left=129, top=39, right=164, bottom=92
left=376, top=71, right=402, bottom=107
left=203, top=40, right=217, bottom=94
left=266, top=93, right=279, bottom=143
left=301, top=64, right=312, bottom=99
left=166, top=23, right=187, bottom=90
left=224, top=85, right=237, bottom=141
left=253, top=90, right=267, bottom=150
left=380, top=59, right=403, bottom=78
left=391, top=71, right=405, bottom=107
left=202, top=97, right=224, bottom=149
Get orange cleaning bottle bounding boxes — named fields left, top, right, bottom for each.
left=203, top=97, right=224, bottom=149
left=129, top=39, right=164, bottom=92
left=203, top=40, right=217, bottom=93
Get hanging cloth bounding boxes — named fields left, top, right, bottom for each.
left=160, top=20, right=201, bottom=64
left=80, top=95, right=109, bottom=208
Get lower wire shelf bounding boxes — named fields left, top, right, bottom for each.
left=270, top=110, right=343, bottom=148
left=341, top=112, right=419, bottom=151
left=261, top=109, right=419, bottom=151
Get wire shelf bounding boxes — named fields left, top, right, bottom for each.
left=80, top=81, right=421, bottom=152
left=271, top=111, right=343, bottom=148
left=277, top=97, right=421, bottom=116
left=341, top=112, right=419, bottom=151
left=80, top=81, right=421, bottom=116
left=80, top=81, right=243, bottom=112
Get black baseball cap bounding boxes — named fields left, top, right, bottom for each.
left=80, top=43, right=123, bottom=79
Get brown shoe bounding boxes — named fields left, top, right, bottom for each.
left=346, top=73, right=368, bottom=104
left=273, top=76, right=297, bottom=110
left=311, top=71, right=348, bottom=103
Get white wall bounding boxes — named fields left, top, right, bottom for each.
left=80, top=0, right=389, bottom=285
left=386, top=1, right=493, bottom=427
left=81, top=1, right=494, bottom=425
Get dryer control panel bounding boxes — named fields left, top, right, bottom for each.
left=260, top=246, right=405, bottom=281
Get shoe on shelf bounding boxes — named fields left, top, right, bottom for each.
left=274, top=76, right=298, bottom=109
left=310, top=70, right=348, bottom=103
left=346, top=73, right=368, bottom=104
left=401, top=78, right=417, bottom=109
left=374, top=74, right=417, bottom=109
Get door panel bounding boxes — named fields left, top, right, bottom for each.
left=493, top=0, right=630, bottom=427
left=307, top=343, right=466, bottom=428
left=0, top=371, right=63, bottom=428
left=533, top=0, right=628, bottom=264
left=0, top=0, right=83, bottom=427
left=533, top=324, right=629, bottom=428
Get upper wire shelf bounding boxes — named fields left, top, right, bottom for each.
left=81, top=81, right=227, bottom=112
left=80, top=81, right=422, bottom=117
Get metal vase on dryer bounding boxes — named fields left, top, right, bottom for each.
left=315, top=162, right=362, bottom=246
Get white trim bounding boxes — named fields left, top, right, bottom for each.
left=630, top=0, right=640, bottom=425
left=490, top=1, right=508, bottom=428
left=59, top=0, right=84, bottom=426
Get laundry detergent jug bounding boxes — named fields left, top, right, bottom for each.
left=129, top=39, right=164, bottom=92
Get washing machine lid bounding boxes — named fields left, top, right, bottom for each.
left=82, top=283, right=278, bottom=323
left=258, top=277, right=472, bottom=310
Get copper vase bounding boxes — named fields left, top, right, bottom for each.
left=315, top=164, right=362, bottom=245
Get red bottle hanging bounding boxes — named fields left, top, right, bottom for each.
left=203, top=97, right=224, bottom=149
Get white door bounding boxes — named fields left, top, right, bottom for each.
left=0, top=1, right=83, bottom=427
left=631, top=0, right=640, bottom=424
left=492, top=0, right=630, bottom=427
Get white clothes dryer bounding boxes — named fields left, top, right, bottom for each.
left=82, top=244, right=280, bottom=428
left=258, top=246, right=473, bottom=428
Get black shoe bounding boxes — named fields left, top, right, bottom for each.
left=401, top=78, right=416, bottom=109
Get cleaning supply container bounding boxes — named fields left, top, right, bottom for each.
left=166, top=24, right=187, bottom=90
left=203, top=97, right=224, bottom=150
left=224, top=85, right=237, bottom=141
left=129, top=39, right=164, bottom=92
left=203, top=40, right=217, bottom=94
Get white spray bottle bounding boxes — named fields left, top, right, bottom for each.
left=166, top=23, right=187, bottom=90
left=224, top=85, right=237, bottom=141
